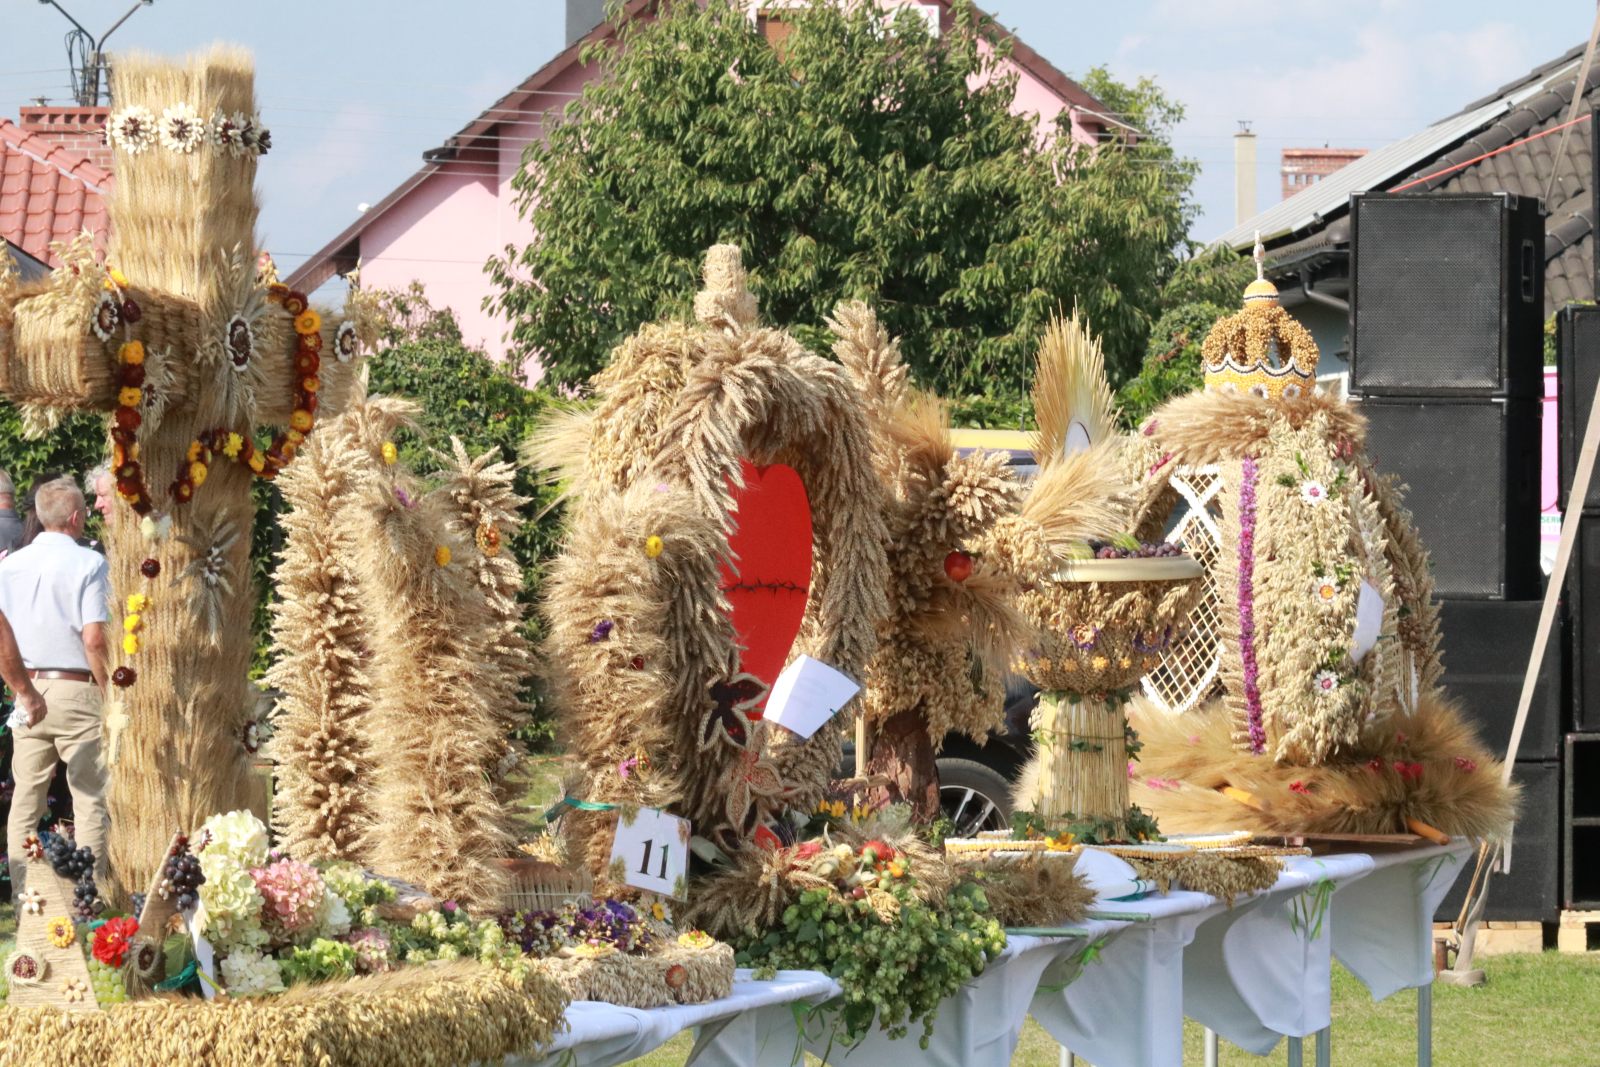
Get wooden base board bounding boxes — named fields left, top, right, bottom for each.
left=1558, top=910, right=1600, bottom=954
left=1434, top=921, right=1544, bottom=957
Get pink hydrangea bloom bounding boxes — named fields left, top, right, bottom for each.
left=348, top=926, right=392, bottom=973
left=250, top=858, right=326, bottom=941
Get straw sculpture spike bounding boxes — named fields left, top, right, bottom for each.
left=270, top=396, right=519, bottom=906
left=1031, top=307, right=1117, bottom=468
left=0, top=49, right=374, bottom=897
left=265, top=398, right=378, bottom=862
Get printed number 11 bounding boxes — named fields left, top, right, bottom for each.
left=638, top=839, right=670, bottom=880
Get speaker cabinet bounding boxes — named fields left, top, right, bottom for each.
left=1351, top=192, right=1544, bottom=398
left=1566, top=733, right=1600, bottom=909
left=1438, top=600, right=1564, bottom=761
left=1558, top=304, right=1600, bottom=512
left=1437, top=760, right=1560, bottom=923
left=1360, top=397, right=1540, bottom=599
left=1568, top=514, right=1600, bottom=732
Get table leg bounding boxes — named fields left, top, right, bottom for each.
left=1315, top=1026, right=1331, bottom=1066
left=1418, top=983, right=1433, bottom=1067
left=1287, top=1036, right=1304, bottom=1067
left=1204, top=1027, right=1219, bottom=1067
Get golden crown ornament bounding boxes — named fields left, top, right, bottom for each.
left=1201, top=232, right=1320, bottom=400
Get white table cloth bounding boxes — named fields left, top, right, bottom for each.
left=1332, top=842, right=1472, bottom=1000
left=522, top=843, right=1469, bottom=1067
left=514, top=969, right=838, bottom=1067
left=1178, top=852, right=1375, bottom=1054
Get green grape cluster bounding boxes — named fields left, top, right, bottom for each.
left=87, top=958, right=127, bottom=1005
left=736, top=881, right=1006, bottom=1048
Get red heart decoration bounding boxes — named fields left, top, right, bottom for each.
left=719, top=459, right=813, bottom=716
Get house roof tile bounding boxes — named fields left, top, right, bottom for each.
left=0, top=117, right=112, bottom=270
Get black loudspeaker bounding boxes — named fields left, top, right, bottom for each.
left=1568, top=515, right=1600, bottom=732
left=1360, top=397, right=1541, bottom=599
left=1437, top=760, right=1560, bottom=922
left=1558, top=304, right=1600, bottom=512
left=1565, top=733, right=1600, bottom=909
left=1437, top=600, right=1564, bottom=761
left=1351, top=192, right=1544, bottom=398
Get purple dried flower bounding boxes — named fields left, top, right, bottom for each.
left=589, top=619, right=614, bottom=643
left=442, top=899, right=459, bottom=914
left=1238, top=456, right=1266, bottom=754
left=394, top=485, right=415, bottom=509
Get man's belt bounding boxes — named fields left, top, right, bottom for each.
left=26, top=669, right=93, bottom=682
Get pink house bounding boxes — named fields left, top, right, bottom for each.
left=285, top=0, right=1114, bottom=377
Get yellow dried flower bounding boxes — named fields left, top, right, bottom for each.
left=118, top=386, right=143, bottom=408
left=381, top=441, right=398, bottom=465
left=434, top=545, right=452, bottom=567
left=123, top=614, right=142, bottom=634
left=644, top=534, right=664, bottom=559
left=119, top=340, right=145, bottom=365
left=190, top=461, right=208, bottom=487
left=46, top=917, right=75, bottom=948
left=126, top=593, right=149, bottom=614
left=223, top=433, right=244, bottom=459
left=123, top=633, right=140, bottom=656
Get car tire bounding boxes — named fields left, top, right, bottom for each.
left=938, top=756, right=1013, bottom=837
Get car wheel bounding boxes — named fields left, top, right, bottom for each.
left=938, top=757, right=1013, bottom=837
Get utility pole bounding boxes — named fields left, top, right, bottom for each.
left=35, top=1, right=155, bottom=107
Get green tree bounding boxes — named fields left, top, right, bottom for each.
left=1114, top=246, right=1253, bottom=425
left=488, top=0, right=1196, bottom=402
left=0, top=407, right=108, bottom=538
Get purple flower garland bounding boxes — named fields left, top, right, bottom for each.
left=1238, top=456, right=1267, bottom=754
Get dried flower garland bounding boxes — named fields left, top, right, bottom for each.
left=106, top=278, right=325, bottom=517
left=108, top=105, right=271, bottom=157
left=1237, top=456, right=1266, bottom=754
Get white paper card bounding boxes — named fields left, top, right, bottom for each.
left=1352, top=579, right=1384, bottom=664
left=763, top=655, right=860, bottom=740
left=183, top=903, right=217, bottom=1000
left=610, top=807, right=690, bottom=899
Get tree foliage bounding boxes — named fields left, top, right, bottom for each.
left=488, top=0, right=1197, bottom=400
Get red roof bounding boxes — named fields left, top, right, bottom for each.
left=0, top=117, right=113, bottom=269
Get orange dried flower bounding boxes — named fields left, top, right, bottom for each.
left=293, top=310, right=322, bottom=336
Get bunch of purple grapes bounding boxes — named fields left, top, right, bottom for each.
left=159, top=834, right=204, bottom=912
left=40, top=832, right=103, bottom=918
left=1088, top=539, right=1186, bottom=560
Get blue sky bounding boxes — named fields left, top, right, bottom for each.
left=1, top=0, right=1594, bottom=276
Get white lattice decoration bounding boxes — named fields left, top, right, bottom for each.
left=1141, top=465, right=1224, bottom=713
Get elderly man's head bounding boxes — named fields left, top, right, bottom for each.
left=85, top=464, right=114, bottom=521
left=35, top=476, right=87, bottom=536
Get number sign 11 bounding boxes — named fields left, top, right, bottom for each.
left=609, top=807, right=691, bottom=899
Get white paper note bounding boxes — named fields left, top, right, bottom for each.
left=610, top=807, right=691, bottom=899
left=1352, top=578, right=1384, bottom=664
left=183, top=903, right=217, bottom=1000
left=763, top=655, right=861, bottom=740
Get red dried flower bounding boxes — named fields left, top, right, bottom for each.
left=140, top=558, right=160, bottom=579
left=121, top=299, right=142, bottom=324
left=1289, top=781, right=1311, bottom=795
left=112, top=666, right=136, bottom=688
left=92, top=916, right=139, bottom=968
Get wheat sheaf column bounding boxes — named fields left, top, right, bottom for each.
left=0, top=48, right=366, bottom=897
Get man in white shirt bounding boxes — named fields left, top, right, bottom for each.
left=0, top=476, right=111, bottom=889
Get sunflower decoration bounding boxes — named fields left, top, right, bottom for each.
left=175, top=509, right=242, bottom=644
left=199, top=244, right=275, bottom=426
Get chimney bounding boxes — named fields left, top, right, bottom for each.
left=1234, top=121, right=1257, bottom=226
left=19, top=105, right=112, bottom=172
left=566, top=0, right=608, bottom=46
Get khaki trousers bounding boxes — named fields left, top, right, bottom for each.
left=6, top=678, right=107, bottom=891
